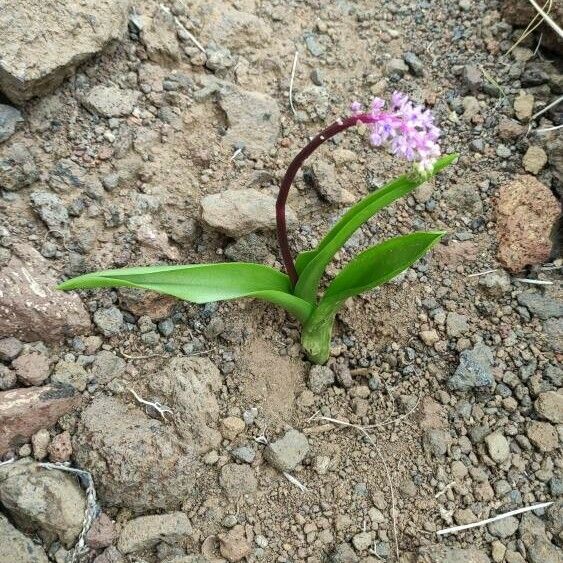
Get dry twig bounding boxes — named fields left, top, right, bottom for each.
left=129, top=388, right=173, bottom=421
left=437, top=501, right=553, bottom=536
left=289, top=50, right=299, bottom=115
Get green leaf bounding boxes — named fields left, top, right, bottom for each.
left=321, top=231, right=445, bottom=305
left=58, top=263, right=314, bottom=323
left=294, top=154, right=457, bottom=303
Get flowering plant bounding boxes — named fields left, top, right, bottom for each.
left=59, top=93, right=456, bottom=364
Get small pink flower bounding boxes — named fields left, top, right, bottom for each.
left=355, top=92, right=441, bottom=170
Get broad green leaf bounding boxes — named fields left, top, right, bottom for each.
left=320, top=231, right=445, bottom=305
left=58, top=263, right=314, bottom=323
left=294, top=154, right=457, bottom=303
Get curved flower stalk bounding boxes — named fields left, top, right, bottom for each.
left=59, top=93, right=457, bottom=365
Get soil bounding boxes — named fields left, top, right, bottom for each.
left=0, top=0, right=561, bottom=562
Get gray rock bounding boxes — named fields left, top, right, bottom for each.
left=352, top=531, right=372, bottom=551
left=0, top=513, right=48, bottom=563
left=308, top=365, right=335, bottom=394
left=0, top=1, right=129, bottom=102
left=387, top=58, right=408, bottom=76
left=90, top=350, right=126, bottom=384
left=0, top=337, right=23, bottom=361
left=294, top=85, right=330, bottom=121
left=463, top=64, right=483, bottom=93
left=488, top=516, right=519, bottom=538
left=544, top=318, right=563, bottom=353
left=404, top=52, right=424, bottom=76
left=147, top=357, right=222, bottom=452
left=478, top=271, right=511, bottom=297
left=117, top=512, right=192, bottom=554
left=304, top=160, right=355, bottom=205
left=93, top=546, right=126, bottom=563
left=527, top=538, right=561, bottom=563
left=535, top=391, right=563, bottom=423
left=201, top=188, right=297, bottom=237
left=444, top=183, right=483, bottom=215
left=328, top=543, right=359, bottom=563
left=225, top=233, right=270, bottom=263
left=517, top=292, right=563, bottom=320
left=140, top=6, right=181, bottom=64
left=0, top=143, right=38, bottom=191
left=205, top=45, right=235, bottom=73
left=0, top=365, right=17, bottom=390
left=546, top=499, right=562, bottom=538
left=0, top=104, right=23, bottom=143
left=219, top=463, right=257, bottom=497
left=83, top=86, right=140, bottom=118
left=93, top=307, right=124, bottom=337
left=264, top=429, right=309, bottom=472
left=485, top=431, right=510, bottom=463
left=30, top=192, right=69, bottom=232
left=448, top=343, right=494, bottom=392
left=199, top=4, right=271, bottom=50
left=446, top=312, right=469, bottom=338
left=305, top=33, right=324, bottom=57
left=73, top=395, right=199, bottom=512
left=423, top=429, right=451, bottom=457
left=231, top=445, right=256, bottom=464
left=51, top=360, right=88, bottom=392
left=218, top=86, right=280, bottom=154
left=0, top=244, right=91, bottom=342
left=0, top=459, right=86, bottom=547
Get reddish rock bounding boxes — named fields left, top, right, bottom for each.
left=117, top=288, right=176, bottom=321
left=496, top=175, right=559, bottom=272
left=0, top=384, right=81, bottom=454
left=0, top=244, right=91, bottom=342
left=12, top=352, right=50, bottom=386
left=86, top=513, right=117, bottom=549
left=48, top=430, right=72, bottom=462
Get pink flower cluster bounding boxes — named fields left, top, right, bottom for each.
left=351, top=92, right=441, bottom=171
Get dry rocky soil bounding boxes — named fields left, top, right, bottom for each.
left=0, top=1, right=562, bottom=562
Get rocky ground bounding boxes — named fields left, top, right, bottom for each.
left=0, top=0, right=561, bottom=562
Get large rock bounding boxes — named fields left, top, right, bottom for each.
left=0, top=383, right=81, bottom=455
left=416, top=545, right=491, bottom=562
left=0, top=0, right=129, bottom=104
left=535, top=391, right=563, bottom=424
left=82, top=85, right=140, bottom=118
left=218, top=87, right=280, bottom=154
left=0, top=513, right=49, bottom=563
left=140, top=6, right=181, bottom=64
left=0, top=243, right=91, bottom=342
left=73, top=395, right=199, bottom=512
left=201, top=188, right=296, bottom=237
left=496, top=175, right=559, bottom=272
left=117, top=512, right=192, bottom=554
left=147, top=357, right=222, bottom=452
left=0, top=459, right=86, bottom=548
left=199, top=5, right=271, bottom=51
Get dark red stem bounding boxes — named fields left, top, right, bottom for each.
left=276, top=113, right=376, bottom=286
